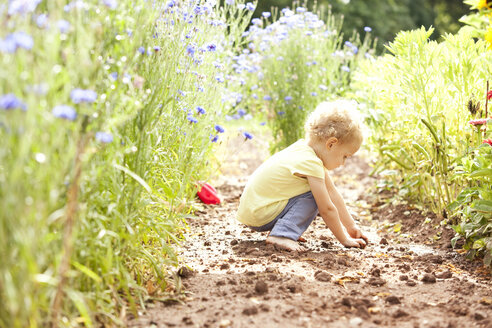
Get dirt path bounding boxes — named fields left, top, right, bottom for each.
left=129, top=134, right=492, bottom=328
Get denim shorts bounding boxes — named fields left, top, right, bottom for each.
left=249, top=191, right=319, bottom=241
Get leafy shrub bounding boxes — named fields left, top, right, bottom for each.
left=227, top=5, right=374, bottom=152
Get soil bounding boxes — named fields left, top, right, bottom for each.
left=128, top=133, right=492, bottom=328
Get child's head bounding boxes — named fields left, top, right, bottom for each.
left=305, top=100, right=363, bottom=169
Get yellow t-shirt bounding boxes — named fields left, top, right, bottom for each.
left=237, top=139, right=325, bottom=227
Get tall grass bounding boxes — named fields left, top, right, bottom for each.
left=0, top=0, right=254, bottom=326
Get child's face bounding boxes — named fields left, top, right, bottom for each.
left=322, top=137, right=361, bottom=170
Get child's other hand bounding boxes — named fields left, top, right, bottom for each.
left=341, top=237, right=367, bottom=248
left=347, top=225, right=369, bottom=243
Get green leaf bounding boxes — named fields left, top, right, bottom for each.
left=472, top=239, right=486, bottom=249
left=473, top=200, right=492, bottom=213
left=114, top=163, right=152, bottom=194
left=469, top=168, right=492, bottom=178
left=71, top=261, right=102, bottom=283
left=66, top=289, right=93, bottom=328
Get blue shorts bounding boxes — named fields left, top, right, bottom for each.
left=249, top=191, right=319, bottom=241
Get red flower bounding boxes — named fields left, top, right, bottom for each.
left=488, top=90, right=492, bottom=101
left=483, top=139, right=492, bottom=146
left=468, top=118, right=488, bottom=126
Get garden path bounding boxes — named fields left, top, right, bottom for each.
left=130, top=133, right=492, bottom=328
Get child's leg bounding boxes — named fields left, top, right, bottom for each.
left=267, top=191, right=318, bottom=250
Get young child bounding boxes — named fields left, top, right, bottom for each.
left=237, top=100, right=368, bottom=251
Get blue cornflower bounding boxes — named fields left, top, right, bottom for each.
left=225, top=0, right=234, bottom=5
left=319, top=85, right=328, bottom=91
left=36, top=14, right=48, bottom=28
left=166, top=0, right=175, bottom=9
left=70, top=88, right=97, bottom=104
left=102, top=0, right=117, bottom=9
left=284, top=96, right=292, bottom=102
left=95, top=132, right=113, bottom=143
left=8, top=0, right=42, bottom=15
left=262, top=12, right=271, bottom=18
left=109, top=72, right=118, bottom=81
left=364, top=26, right=372, bottom=32
left=344, top=41, right=353, bottom=48
left=206, top=43, right=217, bottom=52
left=187, top=115, right=198, bottom=123
left=311, top=92, right=317, bottom=96
left=238, top=3, right=245, bottom=10
left=243, top=131, right=253, bottom=140
left=196, top=106, right=206, bottom=114
left=57, top=20, right=71, bottom=34
left=296, top=7, right=306, bottom=13
left=246, top=2, right=255, bottom=11
left=210, top=134, right=219, bottom=143
left=277, top=111, right=285, bottom=116
left=351, top=46, right=358, bottom=54
left=0, top=32, right=34, bottom=53
left=154, top=46, right=161, bottom=52
left=215, top=74, right=225, bottom=83
left=341, top=65, right=350, bottom=72
left=186, top=44, right=195, bottom=57
left=238, top=108, right=246, bottom=116
left=259, top=122, right=266, bottom=126
left=215, top=125, right=225, bottom=133
left=263, top=95, right=272, bottom=101
left=52, top=105, right=77, bottom=121
left=138, top=46, right=145, bottom=54
left=0, top=94, right=26, bottom=111
left=252, top=18, right=261, bottom=25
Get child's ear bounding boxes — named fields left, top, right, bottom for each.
left=325, top=137, right=338, bottom=150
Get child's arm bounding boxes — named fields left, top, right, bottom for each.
left=324, top=170, right=368, bottom=242
left=307, top=176, right=366, bottom=248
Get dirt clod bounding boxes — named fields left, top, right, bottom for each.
left=367, top=277, right=386, bottom=286
left=341, top=297, right=352, bottom=307
left=399, top=275, right=408, bottom=281
left=422, top=273, right=437, bottom=283
left=314, top=270, right=332, bottom=282
left=242, top=306, right=258, bottom=316
left=380, top=238, right=389, bottom=245
left=393, top=309, right=409, bottom=318
left=474, top=311, right=486, bottom=321
left=177, top=267, right=194, bottom=278
left=370, top=268, right=381, bottom=277
left=436, top=271, right=453, bottom=279
left=255, top=281, right=268, bottom=295
left=386, top=296, right=401, bottom=305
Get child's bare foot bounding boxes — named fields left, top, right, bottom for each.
left=266, top=236, right=305, bottom=252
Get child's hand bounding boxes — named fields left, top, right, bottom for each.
left=341, top=237, right=367, bottom=248
left=347, top=225, right=369, bottom=243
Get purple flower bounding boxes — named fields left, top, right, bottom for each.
left=296, top=7, right=306, bottom=13
left=238, top=108, right=246, bottom=116
left=243, top=131, right=253, bottom=140
left=95, top=132, right=113, bottom=143
left=196, top=106, right=206, bottom=114
left=36, top=14, right=49, bottom=28
left=311, top=92, right=317, bottom=96
left=70, top=88, right=97, bottom=104
left=102, top=0, right=117, bottom=9
left=210, top=134, right=219, bottom=142
left=206, top=43, right=217, bottom=52
left=57, top=20, right=71, bottom=33
left=344, top=41, right=353, bottom=48
left=263, top=95, right=272, bottom=101
left=215, top=74, right=225, bottom=83
left=262, top=12, right=271, bottom=18
left=259, top=121, right=266, bottom=126
left=364, top=26, right=372, bottom=32
left=187, top=115, right=198, bottom=123
left=225, top=0, right=234, bottom=5
left=284, top=96, right=292, bottom=102
left=341, top=65, right=350, bottom=72
left=138, top=46, right=145, bottom=54
left=246, top=2, right=255, bottom=11
left=8, top=0, right=42, bottom=15
left=153, top=46, right=161, bottom=52
left=0, top=32, right=33, bottom=53
left=109, top=72, right=118, bottom=81
left=215, top=125, right=225, bottom=133
left=186, top=44, right=195, bottom=56
left=252, top=18, right=261, bottom=25
left=0, top=94, right=26, bottom=111
left=277, top=111, right=285, bottom=116
left=52, top=105, right=77, bottom=121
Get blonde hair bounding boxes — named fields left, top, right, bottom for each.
left=305, top=100, right=363, bottom=144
